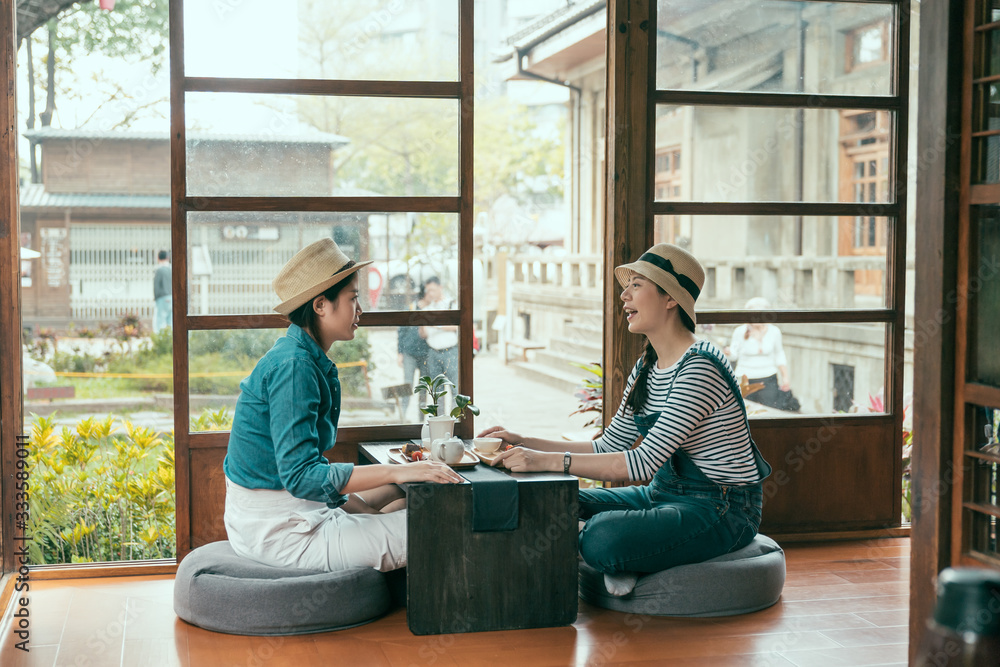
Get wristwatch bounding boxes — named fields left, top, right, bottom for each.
left=563, top=452, right=572, bottom=474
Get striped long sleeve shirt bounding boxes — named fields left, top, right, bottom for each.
left=592, top=340, right=760, bottom=485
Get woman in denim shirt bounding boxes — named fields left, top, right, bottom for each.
left=224, top=239, right=462, bottom=573
left=480, top=244, right=771, bottom=595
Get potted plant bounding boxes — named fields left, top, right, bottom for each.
left=414, top=374, right=479, bottom=442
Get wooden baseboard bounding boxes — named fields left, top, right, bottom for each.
left=769, top=526, right=911, bottom=543
left=29, top=559, right=177, bottom=581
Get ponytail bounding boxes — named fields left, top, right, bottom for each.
left=625, top=340, right=658, bottom=414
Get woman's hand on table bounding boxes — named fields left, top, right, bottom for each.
left=394, top=461, right=464, bottom=485
left=476, top=424, right=524, bottom=448
left=491, top=447, right=558, bottom=473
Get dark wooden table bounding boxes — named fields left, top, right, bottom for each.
left=360, top=441, right=580, bottom=635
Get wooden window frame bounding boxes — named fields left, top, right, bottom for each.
left=169, top=0, right=476, bottom=557
left=951, top=0, right=1000, bottom=569
left=607, top=0, right=911, bottom=536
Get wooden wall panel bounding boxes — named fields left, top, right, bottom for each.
left=757, top=419, right=898, bottom=533
left=188, top=448, right=228, bottom=549
left=185, top=440, right=359, bottom=550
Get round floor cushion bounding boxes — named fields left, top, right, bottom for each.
left=174, top=541, right=391, bottom=635
left=579, top=534, right=785, bottom=617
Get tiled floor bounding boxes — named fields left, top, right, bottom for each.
left=0, top=538, right=910, bottom=666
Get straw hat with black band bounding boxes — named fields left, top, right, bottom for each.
left=614, top=243, right=705, bottom=330
left=272, top=238, right=373, bottom=316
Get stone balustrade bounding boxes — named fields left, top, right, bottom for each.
left=502, top=253, right=912, bottom=310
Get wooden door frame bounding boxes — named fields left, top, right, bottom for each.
left=0, top=0, right=23, bottom=594
left=908, top=0, right=965, bottom=660
left=603, top=0, right=653, bottom=411
left=606, top=0, right=911, bottom=535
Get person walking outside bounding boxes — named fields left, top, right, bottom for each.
left=397, top=285, right=431, bottom=419
left=153, top=250, right=172, bottom=332
left=419, top=277, right=459, bottom=404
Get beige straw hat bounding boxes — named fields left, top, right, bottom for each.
left=272, top=238, right=372, bottom=315
left=614, top=243, right=705, bottom=326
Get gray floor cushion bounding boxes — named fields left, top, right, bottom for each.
left=174, top=541, right=391, bottom=635
left=579, top=534, right=786, bottom=617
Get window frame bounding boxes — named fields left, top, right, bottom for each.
left=169, top=0, right=476, bottom=557
left=951, top=0, right=1000, bottom=568
left=606, top=0, right=911, bottom=535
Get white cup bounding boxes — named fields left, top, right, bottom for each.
left=426, top=415, right=456, bottom=443
left=473, top=437, right=502, bottom=454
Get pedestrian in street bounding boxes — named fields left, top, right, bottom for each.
left=397, top=285, right=431, bottom=419
left=419, top=276, right=458, bottom=408
left=153, top=250, right=172, bottom=333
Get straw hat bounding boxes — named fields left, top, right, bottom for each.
left=272, top=238, right=372, bottom=315
left=614, top=243, right=705, bottom=327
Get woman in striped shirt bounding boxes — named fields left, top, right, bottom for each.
left=480, top=244, right=771, bottom=595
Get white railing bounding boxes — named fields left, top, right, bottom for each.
left=507, top=254, right=603, bottom=289
left=505, top=253, right=911, bottom=310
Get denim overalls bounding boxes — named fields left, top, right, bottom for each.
left=578, top=348, right=772, bottom=575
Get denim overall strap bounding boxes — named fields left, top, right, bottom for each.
left=632, top=348, right=772, bottom=483
left=633, top=411, right=714, bottom=485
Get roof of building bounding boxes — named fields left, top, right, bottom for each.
left=22, top=127, right=351, bottom=147
left=18, top=184, right=393, bottom=209
left=500, top=0, right=606, bottom=58
left=19, top=183, right=170, bottom=210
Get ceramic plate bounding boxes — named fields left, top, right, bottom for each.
left=387, top=447, right=479, bottom=470
left=471, top=448, right=506, bottom=466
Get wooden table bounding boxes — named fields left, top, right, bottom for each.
left=360, top=441, right=580, bottom=635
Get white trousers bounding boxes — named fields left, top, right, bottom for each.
left=224, top=478, right=407, bottom=572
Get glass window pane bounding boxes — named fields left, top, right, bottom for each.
left=184, top=0, right=459, bottom=81
left=971, top=207, right=1000, bottom=386
left=696, top=322, right=887, bottom=417
left=654, top=105, right=895, bottom=203
left=655, top=0, right=894, bottom=95
left=189, top=328, right=284, bottom=432
left=185, top=93, right=459, bottom=197
left=978, top=29, right=1000, bottom=79
left=191, top=326, right=467, bottom=430
left=653, top=215, right=890, bottom=309
left=970, top=511, right=999, bottom=557
left=187, top=211, right=459, bottom=315
left=973, top=83, right=1000, bottom=134
left=983, top=1, right=1000, bottom=25
left=974, top=135, right=1000, bottom=184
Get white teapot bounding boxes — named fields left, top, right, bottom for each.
left=430, top=436, right=465, bottom=465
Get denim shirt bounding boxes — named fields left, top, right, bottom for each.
left=223, top=324, right=353, bottom=508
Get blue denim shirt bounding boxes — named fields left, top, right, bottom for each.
left=223, top=324, right=353, bottom=508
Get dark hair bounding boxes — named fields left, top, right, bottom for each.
left=623, top=282, right=695, bottom=414
left=287, top=261, right=357, bottom=344
left=423, top=276, right=441, bottom=287
left=158, top=250, right=169, bottom=261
